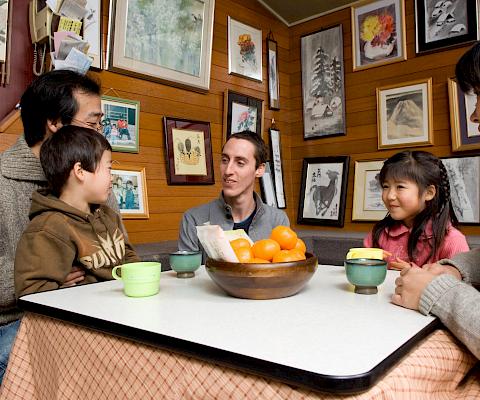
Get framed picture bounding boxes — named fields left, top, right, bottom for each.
left=112, top=165, right=149, bottom=219
left=260, top=161, right=277, bottom=208
left=224, top=89, right=264, bottom=140
left=301, top=24, right=346, bottom=139
left=447, top=77, right=480, bottom=152
left=101, top=95, right=140, bottom=153
left=228, top=17, right=262, bottom=82
left=163, top=117, right=214, bottom=185
left=108, top=0, right=215, bottom=91
left=267, top=38, right=280, bottom=110
left=352, top=160, right=387, bottom=221
left=415, top=0, right=479, bottom=54
left=0, top=0, right=9, bottom=63
left=442, top=156, right=480, bottom=224
left=84, top=0, right=102, bottom=69
left=376, top=78, right=433, bottom=149
left=351, top=0, right=406, bottom=71
left=297, top=156, right=350, bottom=227
left=269, top=128, right=286, bottom=208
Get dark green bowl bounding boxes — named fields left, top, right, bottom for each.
left=344, top=258, right=387, bottom=295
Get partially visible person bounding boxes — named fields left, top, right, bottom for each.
left=124, top=180, right=135, bottom=209
left=392, top=42, right=480, bottom=359
left=14, top=126, right=140, bottom=297
left=178, top=131, right=289, bottom=256
left=364, top=151, right=468, bottom=269
left=0, top=70, right=122, bottom=384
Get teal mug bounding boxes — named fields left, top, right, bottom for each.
left=169, top=251, right=202, bottom=278
left=344, top=258, right=387, bottom=295
left=112, top=261, right=161, bottom=297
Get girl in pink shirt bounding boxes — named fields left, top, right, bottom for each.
left=364, top=151, right=469, bottom=269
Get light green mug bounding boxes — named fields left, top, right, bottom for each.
left=112, top=262, right=161, bottom=297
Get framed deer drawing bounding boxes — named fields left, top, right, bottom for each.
left=297, top=156, right=350, bottom=227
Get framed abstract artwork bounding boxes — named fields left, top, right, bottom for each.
left=163, top=117, right=214, bottom=185
left=223, top=90, right=264, bottom=140
left=228, top=16, right=262, bottom=82
left=447, top=77, right=480, bottom=152
left=415, top=0, right=479, bottom=54
left=108, top=0, right=215, bottom=91
left=297, top=156, right=350, bottom=227
left=112, top=165, right=149, bottom=219
left=260, top=161, right=277, bottom=208
left=267, top=38, right=280, bottom=109
left=351, top=0, right=406, bottom=71
left=301, top=24, right=346, bottom=139
left=376, top=78, right=433, bottom=149
left=84, top=0, right=102, bottom=69
left=269, top=128, right=286, bottom=209
left=352, top=160, right=387, bottom=221
left=100, top=95, right=140, bottom=153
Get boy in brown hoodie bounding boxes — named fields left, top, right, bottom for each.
left=14, top=125, right=140, bottom=297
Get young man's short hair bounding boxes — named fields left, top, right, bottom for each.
left=456, top=41, right=480, bottom=94
left=223, top=131, right=267, bottom=168
left=20, top=70, right=101, bottom=147
left=40, top=125, right=112, bottom=197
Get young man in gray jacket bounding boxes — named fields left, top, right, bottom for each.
left=392, top=42, right=480, bottom=359
left=178, top=131, right=289, bottom=256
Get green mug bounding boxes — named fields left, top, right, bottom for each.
left=112, top=262, right=161, bottom=297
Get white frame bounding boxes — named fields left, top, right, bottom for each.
left=260, top=161, right=277, bottom=208
left=111, top=166, right=149, bottom=219
left=84, top=0, right=102, bottom=69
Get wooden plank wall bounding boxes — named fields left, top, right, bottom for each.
left=289, top=1, right=480, bottom=237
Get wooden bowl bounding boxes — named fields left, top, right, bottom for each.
left=205, top=253, right=318, bottom=300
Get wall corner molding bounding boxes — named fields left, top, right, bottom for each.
left=0, top=109, right=20, bottom=133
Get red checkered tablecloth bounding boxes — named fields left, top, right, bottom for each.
left=0, top=312, right=478, bottom=399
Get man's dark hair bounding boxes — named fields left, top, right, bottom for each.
left=223, top=131, right=267, bottom=168
left=20, top=70, right=101, bottom=147
left=456, top=41, right=480, bottom=93
left=40, top=125, right=111, bottom=197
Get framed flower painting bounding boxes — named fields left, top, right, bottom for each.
left=351, top=0, right=406, bottom=71
left=223, top=90, right=264, bottom=141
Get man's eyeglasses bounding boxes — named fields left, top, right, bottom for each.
left=70, top=118, right=103, bottom=132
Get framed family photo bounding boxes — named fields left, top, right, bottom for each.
left=108, top=0, right=215, bottom=91
left=442, top=156, right=480, bottom=224
left=415, top=0, right=479, bottom=54
left=112, top=165, right=149, bottom=219
left=269, top=127, right=286, bottom=208
left=301, top=24, right=346, bottom=139
left=351, top=0, right=406, bottom=71
left=376, top=78, right=433, bottom=149
left=223, top=90, right=264, bottom=140
left=260, top=161, right=277, bottom=208
left=297, top=156, right=349, bottom=227
left=101, top=95, right=140, bottom=153
left=447, top=77, right=480, bottom=152
left=84, top=0, right=102, bottom=69
left=267, top=38, right=280, bottom=109
left=163, top=117, right=214, bottom=185
left=228, top=16, right=262, bottom=82
left=352, top=160, right=387, bottom=221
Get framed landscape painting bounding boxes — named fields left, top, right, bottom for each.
left=108, top=0, right=215, bottom=91
left=224, top=90, right=264, bottom=140
left=112, top=165, right=149, bottom=219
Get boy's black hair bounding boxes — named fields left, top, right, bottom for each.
left=20, top=70, right=101, bottom=147
left=456, top=41, right=480, bottom=94
left=40, top=125, right=112, bottom=197
left=223, top=131, right=267, bottom=168
left=372, top=151, right=458, bottom=262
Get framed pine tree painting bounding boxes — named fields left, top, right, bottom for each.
left=301, top=24, right=346, bottom=140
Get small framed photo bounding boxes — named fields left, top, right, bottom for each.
left=228, top=16, right=262, bottom=82
left=301, top=24, right=346, bottom=139
left=376, top=78, right=433, bottom=149
left=442, top=156, right=480, bottom=224
left=352, top=160, right=387, bottom=221
left=84, top=0, right=102, bottom=69
left=447, top=77, right=480, bottom=152
left=269, top=128, right=286, bottom=209
left=260, top=161, right=277, bottom=208
left=163, top=117, right=214, bottom=185
left=112, top=165, right=149, bottom=219
left=267, top=38, right=280, bottom=110
left=351, top=0, right=406, bottom=71
left=224, top=89, right=264, bottom=140
left=297, top=156, right=350, bottom=227
left=101, top=95, right=140, bottom=153
left=415, top=0, right=479, bottom=54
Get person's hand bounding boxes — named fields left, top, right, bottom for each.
left=389, top=257, right=417, bottom=271
left=391, top=266, right=436, bottom=311
left=422, top=262, right=462, bottom=280
left=61, top=266, right=85, bottom=287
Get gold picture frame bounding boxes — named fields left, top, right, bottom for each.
left=111, top=165, right=149, bottom=219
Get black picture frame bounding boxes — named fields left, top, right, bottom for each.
left=267, top=38, right=280, bottom=110
left=260, top=161, right=278, bottom=208
left=269, top=128, right=286, bottom=209
left=297, top=156, right=350, bottom=227
left=415, top=0, right=479, bottom=54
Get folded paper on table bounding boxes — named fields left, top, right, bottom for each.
left=196, top=225, right=239, bottom=262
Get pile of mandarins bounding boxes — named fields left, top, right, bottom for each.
left=229, top=226, right=307, bottom=263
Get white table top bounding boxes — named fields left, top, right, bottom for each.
left=19, top=265, right=437, bottom=392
